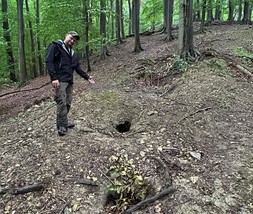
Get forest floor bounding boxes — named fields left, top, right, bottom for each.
left=0, top=24, right=253, bottom=214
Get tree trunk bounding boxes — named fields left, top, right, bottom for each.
left=238, top=0, right=242, bottom=21
left=128, top=0, right=132, bottom=35
left=166, top=0, right=174, bottom=41
left=2, top=0, right=17, bottom=82
left=207, top=0, right=214, bottom=24
left=17, top=0, right=27, bottom=84
left=242, top=0, right=251, bottom=24
left=133, top=0, right=143, bottom=53
left=83, top=0, right=91, bottom=71
left=215, top=0, right=221, bottom=20
left=200, top=0, right=207, bottom=32
left=164, top=0, right=168, bottom=31
left=120, top=0, right=125, bottom=39
left=35, top=0, right=44, bottom=75
left=100, top=0, right=107, bottom=59
left=25, top=0, right=37, bottom=79
left=110, top=0, right=115, bottom=39
left=116, top=0, right=123, bottom=44
left=194, top=0, right=201, bottom=21
left=179, top=0, right=196, bottom=61
left=227, top=0, right=234, bottom=24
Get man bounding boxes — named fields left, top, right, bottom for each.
left=46, top=31, right=95, bottom=136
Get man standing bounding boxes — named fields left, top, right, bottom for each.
left=46, top=31, right=95, bottom=136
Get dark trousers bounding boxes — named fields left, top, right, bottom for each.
left=54, top=82, right=73, bottom=129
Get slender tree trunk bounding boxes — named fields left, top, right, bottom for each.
left=110, top=0, right=115, bottom=39
left=215, top=0, right=221, bottom=20
left=2, top=0, right=17, bottom=82
left=164, top=0, right=168, bottom=31
left=128, top=0, right=132, bottom=35
left=100, top=0, right=107, bottom=59
left=83, top=0, right=91, bottom=71
left=238, top=0, right=242, bottom=21
left=166, top=0, right=174, bottom=41
left=242, top=0, right=251, bottom=24
left=179, top=0, right=196, bottom=60
left=17, top=0, right=27, bottom=84
left=195, top=0, right=201, bottom=21
left=207, top=0, right=213, bottom=24
left=25, top=0, right=37, bottom=79
left=116, top=0, right=123, bottom=44
left=35, top=0, right=43, bottom=75
left=200, top=0, right=206, bottom=32
left=132, top=0, right=135, bottom=34
left=227, top=0, right=234, bottom=24
left=120, top=0, right=126, bottom=39
left=133, top=0, right=143, bottom=53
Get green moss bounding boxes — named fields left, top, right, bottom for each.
left=96, top=90, right=121, bottom=108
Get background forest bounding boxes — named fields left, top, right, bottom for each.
left=0, top=0, right=252, bottom=86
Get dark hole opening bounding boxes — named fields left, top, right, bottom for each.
left=116, top=121, right=131, bottom=133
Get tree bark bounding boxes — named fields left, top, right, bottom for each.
left=25, top=0, right=37, bottom=79
left=116, top=0, right=123, bottom=44
left=2, top=0, right=17, bottom=82
left=133, top=0, right=143, bottom=53
left=17, top=0, right=27, bottom=84
left=179, top=0, right=196, bottom=61
left=83, top=0, right=91, bottom=71
left=35, top=0, right=44, bottom=75
left=100, top=0, right=107, bottom=59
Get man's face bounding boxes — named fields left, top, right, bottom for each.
left=64, top=34, right=78, bottom=47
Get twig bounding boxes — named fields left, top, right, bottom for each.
left=177, top=106, right=212, bottom=125
left=124, top=187, right=177, bottom=214
left=98, top=168, right=115, bottom=186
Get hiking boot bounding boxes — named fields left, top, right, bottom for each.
left=68, top=122, right=75, bottom=129
left=58, top=127, right=67, bottom=136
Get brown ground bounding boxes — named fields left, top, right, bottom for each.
left=0, top=24, right=253, bottom=214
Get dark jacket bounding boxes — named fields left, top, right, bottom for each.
left=46, top=40, right=89, bottom=83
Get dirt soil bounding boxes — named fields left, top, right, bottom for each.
left=0, top=24, right=253, bottom=214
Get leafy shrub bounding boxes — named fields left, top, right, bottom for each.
left=106, top=154, right=149, bottom=212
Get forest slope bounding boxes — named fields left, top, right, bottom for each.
left=0, top=24, right=253, bottom=214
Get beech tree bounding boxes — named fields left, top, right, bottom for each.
left=178, top=0, right=197, bottom=60
left=25, top=0, right=37, bottom=78
left=100, top=0, right=107, bottom=59
left=17, top=0, right=27, bottom=84
left=133, top=0, right=143, bottom=53
left=2, top=0, right=17, bottom=82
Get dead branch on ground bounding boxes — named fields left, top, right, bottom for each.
left=124, top=187, right=177, bottom=214
left=1, top=183, right=45, bottom=195
left=0, top=81, right=50, bottom=98
left=202, top=49, right=253, bottom=78
left=177, top=106, right=212, bottom=125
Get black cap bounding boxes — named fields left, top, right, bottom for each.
left=68, top=31, right=80, bottom=41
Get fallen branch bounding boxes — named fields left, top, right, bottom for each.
left=0, top=81, right=50, bottom=98
left=6, top=183, right=45, bottom=195
left=124, top=187, right=177, bottom=214
left=177, top=106, right=212, bottom=124
left=75, top=179, right=99, bottom=186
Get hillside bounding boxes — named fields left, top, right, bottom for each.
left=0, top=24, right=253, bottom=214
